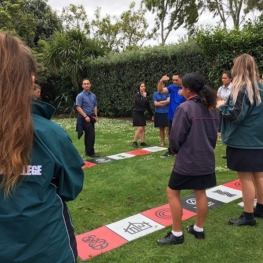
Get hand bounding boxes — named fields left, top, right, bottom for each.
left=178, top=90, right=183, bottom=95
left=161, top=75, right=169, bottom=81
left=151, top=116, right=154, bottom=121
left=85, top=116, right=91, bottom=122
left=142, top=92, right=147, bottom=97
left=217, top=100, right=226, bottom=108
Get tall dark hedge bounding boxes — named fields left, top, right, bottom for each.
left=85, top=41, right=207, bottom=117
left=41, top=20, right=263, bottom=117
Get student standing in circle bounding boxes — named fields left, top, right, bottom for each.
left=157, top=73, right=186, bottom=157
left=153, top=85, right=170, bottom=146
left=132, top=82, right=154, bottom=148
left=0, top=33, right=84, bottom=263
left=217, top=71, right=233, bottom=158
left=76, top=79, right=99, bottom=158
left=217, top=71, right=233, bottom=102
left=158, top=73, right=219, bottom=245
left=218, top=54, right=263, bottom=226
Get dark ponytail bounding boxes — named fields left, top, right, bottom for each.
left=182, top=73, right=217, bottom=111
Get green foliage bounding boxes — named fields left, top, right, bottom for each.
left=91, top=1, right=156, bottom=52
left=24, top=0, right=62, bottom=46
left=141, top=0, right=199, bottom=44
left=60, top=4, right=90, bottom=34
left=195, top=20, right=263, bottom=88
left=0, top=0, right=37, bottom=47
left=0, top=0, right=61, bottom=47
left=86, top=41, right=207, bottom=117
left=44, top=29, right=106, bottom=89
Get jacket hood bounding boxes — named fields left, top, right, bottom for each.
left=32, top=100, right=56, bottom=120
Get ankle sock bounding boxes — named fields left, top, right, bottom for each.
left=172, top=230, right=183, bottom=237
left=193, top=225, right=204, bottom=232
left=244, top=211, right=254, bottom=220
left=256, top=203, right=263, bottom=213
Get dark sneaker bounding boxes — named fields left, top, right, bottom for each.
left=254, top=208, right=263, bottom=218
left=133, top=142, right=138, bottom=148
left=140, top=142, right=149, bottom=146
left=228, top=214, right=256, bottom=226
left=222, top=155, right=227, bottom=159
left=186, top=225, right=205, bottom=239
left=86, top=153, right=100, bottom=158
left=157, top=232, right=184, bottom=246
left=161, top=151, right=174, bottom=158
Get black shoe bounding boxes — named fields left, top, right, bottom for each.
left=186, top=225, right=205, bottom=239
left=228, top=214, right=256, bottom=226
left=254, top=208, right=263, bottom=218
left=133, top=142, right=138, bottom=148
left=86, top=153, right=100, bottom=158
left=161, top=151, right=174, bottom=158
left=157, top=232, right=184, bottom=246
left=222, top=155, right=227, bottom=159
left=140, top=142, right=149, bottom=146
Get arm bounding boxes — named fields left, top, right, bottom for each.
left=55, top=130, right=84, bottom=201
left=157, top=75, right=170, bottom=94
left=76, top=94, right=91, bottom=122
left=154, top=97, right=170, bottom=107
left=169, top=106, right=191, bottom=154
left=219, top=89, right=249, bottom=124
left=76, top=106, right=91, bottom=122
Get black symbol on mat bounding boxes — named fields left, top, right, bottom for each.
left=213, top=190, right=236, bottom=197
left=186, top=198, right=196, bottom=205
left=82, top=235, right=108, bottom=250
left=117, top=155, right=126, bottom=158
left=124, top=222, right=152, bottom=234
left=155, top=208, right=171, bottom=220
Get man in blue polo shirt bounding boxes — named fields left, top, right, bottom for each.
left=76, top=79, right=99, bottom=158
left=157, top=73, right=186, bottom=157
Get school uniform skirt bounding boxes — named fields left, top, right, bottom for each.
left=154, top=112, right=168, bottom=128
left=133, top=111, right=146, bottom=126
left=226, top=146, right=263, bottom=171
left=168, top=171, right=216, bottom=190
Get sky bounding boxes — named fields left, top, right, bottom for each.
left=47, top=0, right=219, bottom=45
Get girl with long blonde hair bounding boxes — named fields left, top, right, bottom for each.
left=219, top=54, right=263, bottom=226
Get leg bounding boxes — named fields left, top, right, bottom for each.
left=253, top=172, right=263, bottom=204
left=83, top=121, right=95, bottom=156
left=194, top=189, right=208, bottom=228
left=167, top=120, right=172, bottom=154
left=133, top=126, right=143, bottom=142
left=167, top=187, right=182, bottom=231
left=228, top=171, right=256, bottom=226
left=165, top=126, right=169, bottom=141
left=238, top=172, right=255, bottom=213
left=140, top=126, right=146, bottom=143
left=159, top=127, right=165, bottom=146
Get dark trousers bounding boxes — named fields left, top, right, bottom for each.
left=168, top=120, right=173, bottom=154
left=83, top=121, right=95, bottom=155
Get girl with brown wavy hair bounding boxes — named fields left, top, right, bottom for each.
left=0, top=33, right=84, bottom=263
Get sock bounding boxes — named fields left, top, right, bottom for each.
left=256, top=202, right=263, bottom=213
left=172, top=230, right=183, bottom=237
left=193, top=225, right=204, bottom=232
left=244, top=212, right=254, bottom=220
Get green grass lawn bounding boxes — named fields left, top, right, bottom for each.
left=56, top=117, right=263, bottom=263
